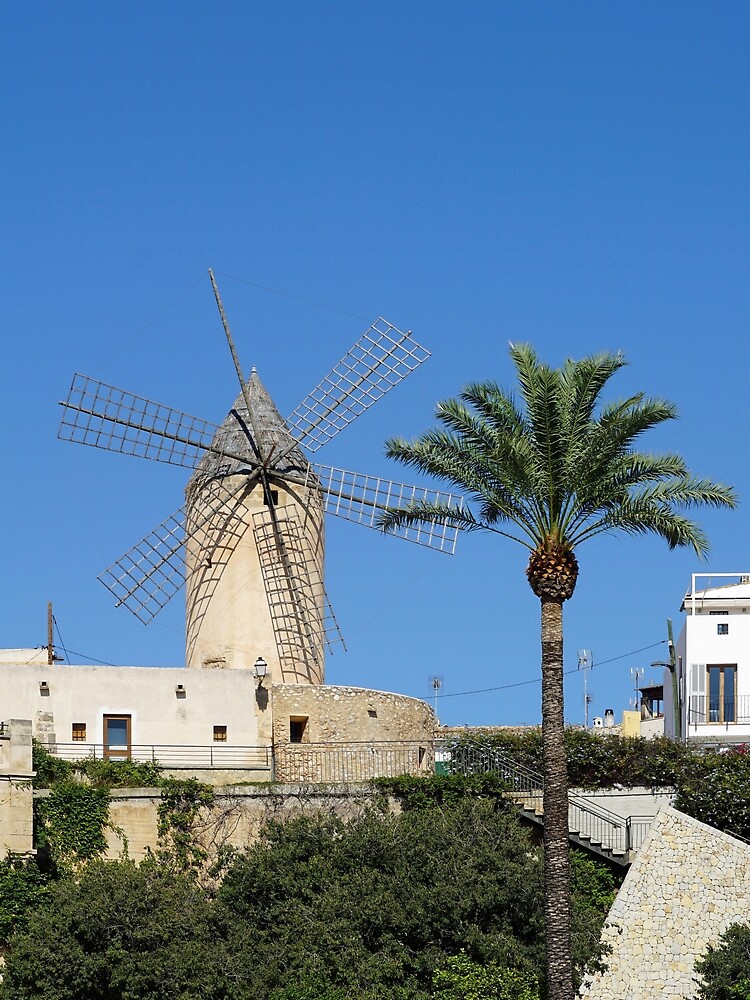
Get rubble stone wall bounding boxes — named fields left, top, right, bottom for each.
left=580, top=806, right=750, bottom=1000
left=271, top=683, right=435, bottom=782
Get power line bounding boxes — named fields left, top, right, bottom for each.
left=215, top=270, right=368, bottom=322
left=94, top=272, right=207, bottom=371
left=53, top=644, right=117, bottom=667
left=427, top=639, right=667, bottom=700
left=52, top=616, right=70, bottom=665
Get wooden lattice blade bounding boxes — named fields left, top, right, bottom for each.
left=253, top=506, right=337, bottom=679
left=308, top=463, right=463, bottom=554
left=285, top=319, right=430, bottom=454
left=323, top=592, right=346, bottom=654
left=99, top=477, right=254, bottom=623
left=58, top=373, right=253, bottom=470
left=99, top=507, right=186, bottom=624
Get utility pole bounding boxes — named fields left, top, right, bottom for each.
left=429, top=676, right=443, bottom=720
left=47, top=602, right=54, bottom=666
left=651, top=619, right=681, bottom=740
left=630, top=667, right=644, bottom=711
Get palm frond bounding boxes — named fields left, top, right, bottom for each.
left=381, top=344, right=736, bottom=566
left=375, top=500, right=533, bottom=548
left=571, top=502, right=712, bottom=557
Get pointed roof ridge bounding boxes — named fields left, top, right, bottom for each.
left=189, top=371, right=308, bottom=486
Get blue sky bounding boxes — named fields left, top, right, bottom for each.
left=2, top=2, right=749, bottom=726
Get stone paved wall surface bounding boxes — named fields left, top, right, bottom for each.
left=579, top=806, right=750, bottom=999
left=272, top=684, right=435, bottom=782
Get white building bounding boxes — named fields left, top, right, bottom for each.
left=668, top=574, right=750, bottom=745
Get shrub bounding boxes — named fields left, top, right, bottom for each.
left=433, top=952, right=539, bottom=1000
left=696, top=923, right=750, bottom=999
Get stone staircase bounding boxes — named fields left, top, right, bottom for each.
left=512, top=789, right=643, bottom=866
left=444, top=741, right=655, bottom=866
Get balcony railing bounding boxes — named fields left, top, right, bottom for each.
left=688, top=695, right=750, bottom=726
left=48, top=743, right=272, bottom=770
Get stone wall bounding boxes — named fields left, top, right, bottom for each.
left=579, top=806, right=750, bottom=1000
left=0, top=720, right=34, bottom=854
left=271, top=683, right=435, bottom=782
left=103, top=783, right=381, bottom=861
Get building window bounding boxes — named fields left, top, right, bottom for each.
left=264, top=489, right=279, bottom=506
left=72, top=722, right=86, bottom=742
left=213, top=725, right=227, bottom=742
left=289, top=717, right=308, bottom=743
left=103, top=715, right=131, bottom=760
left=718, top=623, right=729, bottom=635
left=707, top=665, right=737, bottom=723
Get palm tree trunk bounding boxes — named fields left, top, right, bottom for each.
left=540, top=596, right=574, bottom=1000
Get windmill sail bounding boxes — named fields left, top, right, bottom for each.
left=286, top=318, right=429, bottom=453
left=252, top=505, right=328, bottom=683
left=306, top=463, right=463, bottom=554
left=58, top=374, right=238, bottom=469
left=99, top=475, right=256, bottom=624
left=58, top=280, right=458, bottom=683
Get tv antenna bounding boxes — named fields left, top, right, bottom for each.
left=429, top=675, right=443, bottom=719
left=577, top=649, right=593, bottom=728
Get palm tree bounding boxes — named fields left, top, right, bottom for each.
left=378, top=345, right=736, bottom=1000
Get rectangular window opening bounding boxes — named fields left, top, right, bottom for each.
left=707, top=665, right=737, bottom=724
left=718, top=623, right=729, bottom=635
left=289, top=717, right=308, bottom=744
left=72, top=722, right=86, bottom=742
left=213, top=725, right=227, bottom=742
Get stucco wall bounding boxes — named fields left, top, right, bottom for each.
left=0, top=662, right=262, bottom=749
left=579, top=806, right=750, bottom=1000
left=272, top=683, right=435, bottom=782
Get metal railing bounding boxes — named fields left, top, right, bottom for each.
left=47, top=743, right=272, bottom=770
left=274, top=741, right=431, bottom=783
left=41, top=737, right=655, bottom=856
left=688, top=695, right=750, bottom=726
left=439, top=738, right=652, bottom=857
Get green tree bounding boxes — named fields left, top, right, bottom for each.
left=0, top=856, right=50, bottom=946
left=219, top=801, right=547, bottom=998
left=0, top=859, right=230, bottom=1000
left=696, top=923, right=750, bottom=999
left=1, top=798, right=617, bottom=999
left=379, top=345, right=735, bottom=999
left=433, top=952, right=540, bottom=1000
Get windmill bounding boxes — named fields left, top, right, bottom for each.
left=58, top=272, right=463, bottom=686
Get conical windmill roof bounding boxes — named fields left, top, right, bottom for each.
left=189, top=371, right=309, bottom=486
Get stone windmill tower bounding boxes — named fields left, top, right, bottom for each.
left=58, top=272, right=462, bottom=689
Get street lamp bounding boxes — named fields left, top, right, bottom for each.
left=253, top=657, right=268, bottom=686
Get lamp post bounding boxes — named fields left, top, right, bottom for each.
left=253, top=657, right=268, bottom=686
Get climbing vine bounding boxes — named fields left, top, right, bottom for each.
left=35, top=780, right=110, bottom=872
left=157, top=777, right=215, bottom=872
